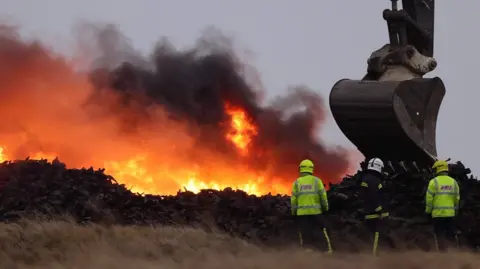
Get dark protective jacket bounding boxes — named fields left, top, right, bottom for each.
left=291, top=173, right=329, bottom=216
left=359, top=170, right=389, bottom=219
left=425, top=174, right=460, bottom=218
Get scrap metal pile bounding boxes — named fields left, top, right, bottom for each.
left=0, top=158, right=477, bottom=252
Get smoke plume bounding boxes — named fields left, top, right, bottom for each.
left=0, top=23, right=352, bottom=194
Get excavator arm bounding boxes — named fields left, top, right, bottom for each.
left=386, top=0, right=434, bottom=57
left=329, top=0, right=444, bottom=173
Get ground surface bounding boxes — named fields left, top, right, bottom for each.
left=0, top=219, right=476, bottom=269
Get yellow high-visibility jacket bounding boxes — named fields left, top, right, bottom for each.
left=291, top=174, right=328, bottom=215
left=425, top=175, right=460, bottom=218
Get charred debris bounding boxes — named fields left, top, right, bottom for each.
left=0, top=158, right=477, bottom=252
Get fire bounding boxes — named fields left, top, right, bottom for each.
left=0, top=32, right=288, bottom=196
left=0, top=144, right=290, bottom=195
left=0, top=28, right=350, bottom=196
left=224, top=103, right=258, bottom=155
left=0, top=81, right=285, bottom=196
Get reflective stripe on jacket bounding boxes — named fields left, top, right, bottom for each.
left=425, top=175, right=460, bottom=218
left=360, top=171, right=389, bottom=220
left=291, top=174, right=328, bottom=215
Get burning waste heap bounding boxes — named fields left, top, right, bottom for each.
left=0, top=158, right=477, bottom=252
left=0, top=24, right=478, bottom=252
left=0, top=24, right=349, bottom=195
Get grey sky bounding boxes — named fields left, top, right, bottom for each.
left=2, top=0, right=479, bottom=174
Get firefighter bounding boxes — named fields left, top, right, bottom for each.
left=360, top=157, right=396, bottom=256
left=425, top=160, right=460, bottom=252
left=291, top=159, right=333, bottom=254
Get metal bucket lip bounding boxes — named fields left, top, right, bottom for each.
left=392, top=77, right=446, bottom=156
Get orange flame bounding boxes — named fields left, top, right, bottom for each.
left=0, top=82, right=289, bottom=196
left=224, top=103, right=258, bottom=155
left=0, top=144, right=291, bottom=195
left=0, top=31, right=350, bottom=197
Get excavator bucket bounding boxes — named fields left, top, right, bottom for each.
left=329, top=77, right=445, bottom=170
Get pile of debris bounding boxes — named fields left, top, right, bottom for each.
left=0, top=158, right=477, bottom=252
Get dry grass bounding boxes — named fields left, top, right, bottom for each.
left=0, top=219, right=476, bottom=269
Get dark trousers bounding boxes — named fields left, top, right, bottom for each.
left=365, top=217, right=396, bottom=256
left=296, top=214, right=333, bottom=253
left=432, top=217, right=459, bottom=252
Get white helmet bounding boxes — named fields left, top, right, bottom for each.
left=367, top=158, right=384, bottom=173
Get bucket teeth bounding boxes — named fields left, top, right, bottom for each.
left=412, top=161, right=420, bottom=172
left=398, top=161, right=406, bottom=172
left=388, top=161, right=395, bottom=173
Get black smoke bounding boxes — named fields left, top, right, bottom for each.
left=87, top=25, right=351, bottom=184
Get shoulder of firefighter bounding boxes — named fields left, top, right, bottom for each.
left=360, top=171, right=389, bottom=219
left=291, top=174, right=328, bottom=216
left=425, top=174, right=460, bottom=218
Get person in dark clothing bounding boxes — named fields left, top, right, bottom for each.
left=359, top=157, right=396, bottom=256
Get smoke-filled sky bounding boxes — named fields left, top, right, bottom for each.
left=2, top=0, right=479, bottom=175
